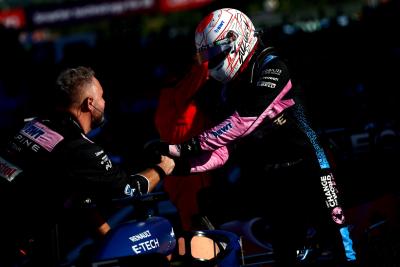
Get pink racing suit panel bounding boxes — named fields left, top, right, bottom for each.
left=198, top=80, right=295, bottom=151
left=189, top=146, right=229, bottom=173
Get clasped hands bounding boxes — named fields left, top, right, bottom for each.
left=143, top=140, right=172, bottom=164
left=143, top=140, right=189, bottom=175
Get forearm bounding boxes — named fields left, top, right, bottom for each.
left=137, top=167, right=163, bottom=192
left=168, top=111, right=260, bottom=157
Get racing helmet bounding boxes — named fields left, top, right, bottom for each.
left=195, top=8, right=259, bottom=83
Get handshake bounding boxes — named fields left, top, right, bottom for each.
left=143, top=140, right=171, bottom=164
left=143, top=140, right=190, bottom=176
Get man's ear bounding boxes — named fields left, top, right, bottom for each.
left=81, top=97, right=92, bottom=112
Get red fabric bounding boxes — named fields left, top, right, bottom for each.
left=155, top=62, right=213, bottom=231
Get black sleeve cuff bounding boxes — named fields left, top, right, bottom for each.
left=152, top=165, right=166, bottom=180
left=180, top=137, right=202, bottom=157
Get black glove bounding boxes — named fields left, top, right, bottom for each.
left=143, top=139, right=170, bottom=165
left=171, top=158, right=191, bottom=176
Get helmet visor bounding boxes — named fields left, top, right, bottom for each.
left=196, top=38, right=233, bottom=66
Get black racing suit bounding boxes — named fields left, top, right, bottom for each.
left=174, top=46, right=357, bottom=265
left=0, top=113, right=150, bottom=266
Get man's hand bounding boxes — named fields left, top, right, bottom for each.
left=138, top=155, right=175, bottom=192
left=158, top=155, right=175, bottom=176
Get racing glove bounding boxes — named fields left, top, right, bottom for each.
left=143, top=140, right=191, bottom=176
left=169, top=137, right=202, bottom=158
left=143, top=139, right=169, bottom=165
left=144, top=138, right=202, bottom=159
left=171, top=158, right=191, bottom=176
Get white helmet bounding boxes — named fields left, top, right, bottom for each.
left=195, top=8, right=259, bottom=83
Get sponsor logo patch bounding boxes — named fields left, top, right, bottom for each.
left=0, top=156, right=23, bottom=182
left=20, top=120, right=64, bottom=152
left=211, top=122, right=232, bottom=137
left=214, top=20, right=225, bottom=33
left=320, top=173, right=339, bottom=208
left=129, top=230, right=160, bottom=254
